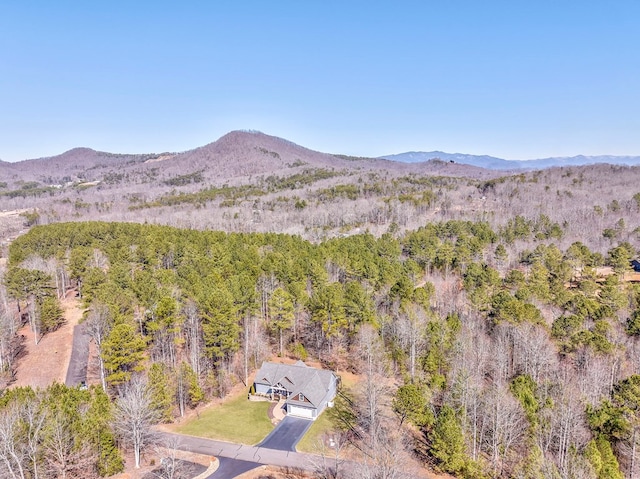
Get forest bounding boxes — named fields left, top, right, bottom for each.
left=0, top=216, right=639, bottom=479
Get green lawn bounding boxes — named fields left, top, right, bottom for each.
left=297, top=371, right=359, bottom=453
left=296, top=409, right=334, bottom=452
left=176, top=393, right=274, bottom=445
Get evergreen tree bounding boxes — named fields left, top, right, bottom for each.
left=147, top=363, right=174, bottom=423
left=267, top=287, right=294, bottom=356
left=102, top=323, right=146, bottom=386
left=429, top=405, right=467, bottom=475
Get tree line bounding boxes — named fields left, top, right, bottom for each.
left=1, top=220, right=640, bottom=477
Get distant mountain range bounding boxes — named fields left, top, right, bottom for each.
left=381, top=151, right=640, bottom=170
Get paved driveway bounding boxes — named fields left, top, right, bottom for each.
left=257, top=416, right=313, bottom=452
left=208, top=457, right=260, bottom=478
left=65, top=323, right=90, bottom=387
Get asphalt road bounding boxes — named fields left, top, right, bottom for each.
left=258, top=416, right=313, bottom=452
left=158, top=431, right=432, bottom=479
left=208, top=457, right=260, bottom=479
left=64, top=323, right=90, bottom=387
left=157, top=432, right=317, bottom=471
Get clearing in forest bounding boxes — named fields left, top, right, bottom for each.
left=11, top=291, right=84, bottom=389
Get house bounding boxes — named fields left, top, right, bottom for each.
left=253, top=361, right=338, bottom=420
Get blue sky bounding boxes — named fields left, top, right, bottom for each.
left=1, top=1, right=639, bottom=162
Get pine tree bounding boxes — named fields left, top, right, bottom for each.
left=147, top=363, right=173, bottom=423
left=429, top=405, right=467, bottom=475
left=267, top=287, right=294, bottom=356
left=102, top=323, right=146, bottom=386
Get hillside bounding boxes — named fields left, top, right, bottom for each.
left=0, top=130, right=639, bottom=257
left=0, top=131, right=498, bottom=240
left=2, top=133, right=640, bottom=478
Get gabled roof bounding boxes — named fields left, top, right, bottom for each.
left=287, top=371, right=328, bottom=407
left=254, top=361, right=336, bottom=407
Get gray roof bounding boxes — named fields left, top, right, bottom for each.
left=254, top=361, right=336, bottom=408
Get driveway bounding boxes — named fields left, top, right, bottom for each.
left=257, top=416, right=313, bottom=452
left=65, top=323, right=90, bottom=387
left=207, top=457, right=260, bottom=478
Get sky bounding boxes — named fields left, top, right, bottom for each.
left=1, top=1, right=639, bottom=162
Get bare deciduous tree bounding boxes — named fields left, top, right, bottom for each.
left=0, top=403, right=28, bottom=479
left=84, top=302, right=112, bottom=391
left=182, top=300, right=202, bottom=377
left=43, top=412, right=96, bottom=479
left=113, top=376, right=160, bottom=469
left=480, top=384, right=527, bottom=477
left=356, top=325, right=389, bottom=441
left=151, top=436, right=193, bottom=479
left=393, top=303, right=428, bottom=381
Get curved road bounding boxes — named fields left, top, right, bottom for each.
left=158, top=431, right=317, bottom=473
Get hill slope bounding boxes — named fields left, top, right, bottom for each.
left=0, top=131, right=639, bottom=254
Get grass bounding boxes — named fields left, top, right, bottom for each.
left=175, top=392, right=274, bottom=445
left=296, top=409, right=335, bottom=453
left=296, top=370, right=360, bottom=453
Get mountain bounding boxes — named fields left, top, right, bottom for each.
left=381, top=151, right=514, bottom=169
left=381, top=151, right=640, bottom=170
left=1, top=129, right=640, bottom=250
left=0, top=130, right=501, bottom=187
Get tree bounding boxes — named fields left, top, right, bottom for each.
left=84, top=303, right=113, bottom=391
left=113, top=376, right=159, bottom=469
left=494, top=244, right=508, bottom=268
left=480, top=384, right=527, bottom=477
left=148, top=363, right=174, bottom=423
left=267, top=287, right=294, bottom=356
left=151, top=435, right=193, bottom=479
left=0, top=384, right=122, bottom=479
left=608, top=244, right=634, bottom=274
left=182, top=300, right=202, bottom=377
left=146, top=296, right=181, bottom=367
left=0, top=309, right=22, bottom=381
left=429, top=405, right=467, bottom=475
left=356, top=325, right=389, bottom=440
left=102, top=323, right=146, bottom=386
left=39, top=296, right=63, bottom=333
left=4, top=267, right=53, bottom=344
left=393, top=383, right=431, bottom=427
left=585, top=436, right=624, bottom=479
left=43, top=410, right=95, bottom=479
left=199, top=285, right=240, bottom=369
left=175, top=362, right=203, bottom=418
left=394, top=301, right=428, bottom=381
left=309, top=283, right=347, bottom=343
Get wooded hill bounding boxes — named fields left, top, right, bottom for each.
left=1, top=217, right=640, bottom=478
left=1, top=131, right=639, bottom=259
left=1, top=132, right=640, bottom=477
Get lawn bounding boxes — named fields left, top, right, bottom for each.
left=296, top=409, right=334, bottom=452
left=297, top=370, right=359, bottom=453
left=175, top=393, right=274, bottom=445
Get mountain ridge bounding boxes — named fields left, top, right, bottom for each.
left=5, top=130, right=639, bottom=171
left=381, top=151, right=640, bottom=170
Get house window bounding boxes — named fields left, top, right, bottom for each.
left=299, top=393, right=305, bottom=401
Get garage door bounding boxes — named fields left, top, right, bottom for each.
left=288, top=405, right=314, bottom=419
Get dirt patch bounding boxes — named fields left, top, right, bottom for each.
left=10, top=290, right=84, bottom=389
left=0, top=209, right=29, bottom=257
left=144, top=155, right=175, bottom=164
